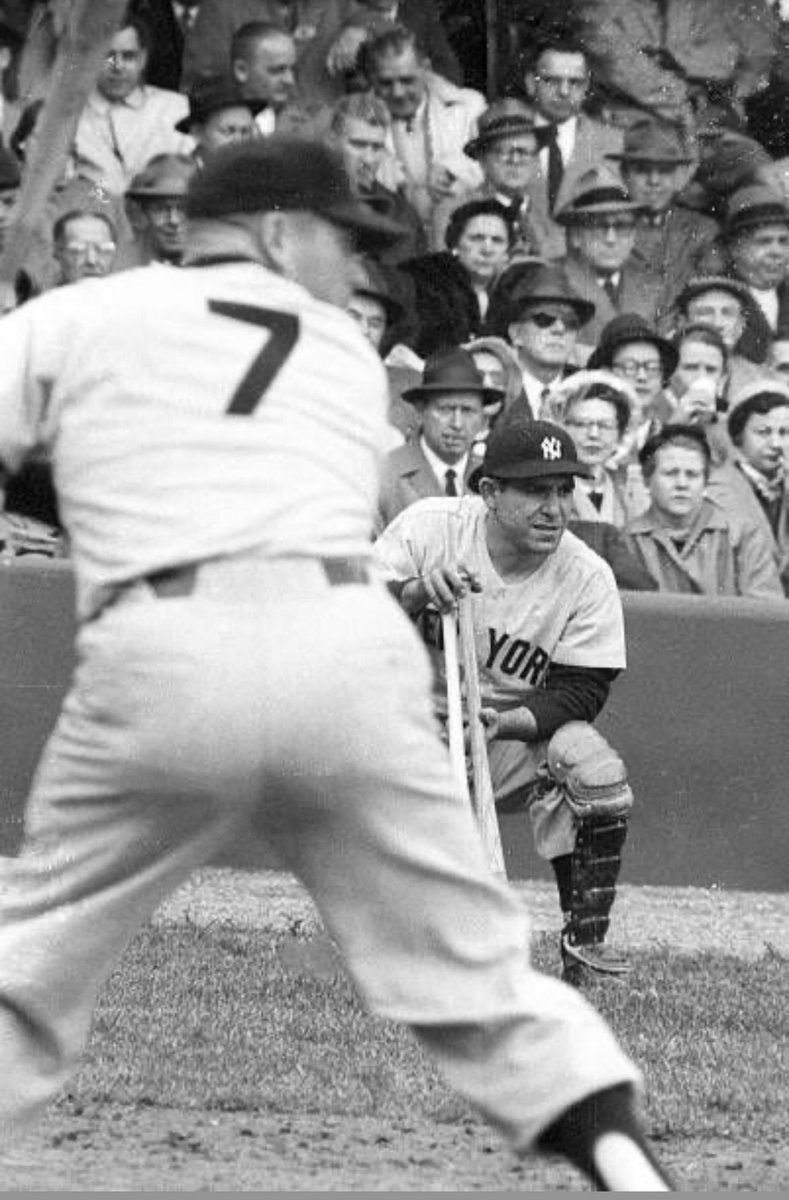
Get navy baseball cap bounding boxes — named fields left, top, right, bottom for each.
left=185, top=136, right=406, bottom=250
left=469, top=416, right=591, bottom=491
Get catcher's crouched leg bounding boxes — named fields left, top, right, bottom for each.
left=545, top=722, right=634, bottom=985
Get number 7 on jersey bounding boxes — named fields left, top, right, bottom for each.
left=209, top=301, right=300, bottom=415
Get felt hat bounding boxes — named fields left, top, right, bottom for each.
left=401, top=347, right=505, bottom=409
left=175, top=76, right=267, bottom=133
left=607, top=117, right=692, bottom=166
left=555, top=168, right=646, bottom=225
left=723, top=184, right=789, bottom=239
left=674, top=274, right=752, bottom=313
left=468, top=415, right=591, bottom=491
left=506, top=262, right=595, bottom=325
left=586, top=312, right=678, bottom=380
left=463, top=98, right=544, bottom=159
left=185, top=136, right=406, bottom=250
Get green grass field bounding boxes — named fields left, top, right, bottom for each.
left=73, top=922, right=787, bottom=1148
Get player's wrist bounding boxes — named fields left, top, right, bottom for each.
left=400, top=575, right=429, bottom=614
left=495, top=706, right=539, bottom=741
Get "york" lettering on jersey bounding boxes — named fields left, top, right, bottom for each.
left=418, top=610, right=550, bottom=687
left=485, top=628, right=550, bottom=685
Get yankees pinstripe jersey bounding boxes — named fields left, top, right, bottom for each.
left=374, top=494, right=626, bottom=711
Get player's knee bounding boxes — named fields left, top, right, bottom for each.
left=546, top=722, right=633, bottom=822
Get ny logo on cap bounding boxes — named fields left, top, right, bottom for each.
left=541, top=436, right=563, bottom=461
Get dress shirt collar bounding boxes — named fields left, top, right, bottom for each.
left=393, top=96, right=427, bottom=134
left=519, top=365, right=564, bottom=416
left=420, top=436, right=469, bottom=492
left=87, top=86, right=149, bottom=114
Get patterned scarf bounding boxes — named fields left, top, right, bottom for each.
left=737, top=458, right=785, bottom=505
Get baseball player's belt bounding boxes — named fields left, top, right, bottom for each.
left=142, top=555, right=371, bottom=599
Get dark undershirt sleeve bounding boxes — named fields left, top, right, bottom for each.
left=522, top=664, right=620, bottom=741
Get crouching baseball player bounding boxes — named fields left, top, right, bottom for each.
left=374, top=416, right=634, bottom=985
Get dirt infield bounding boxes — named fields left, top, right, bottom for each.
left=155, top=868, right=789, bottom=960
left=0, top=868, right=787, bottom=1192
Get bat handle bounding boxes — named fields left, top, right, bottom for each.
left=441, top=608, right=469, bottom=800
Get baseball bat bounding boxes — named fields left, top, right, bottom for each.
left=0, top=0, right=128, bottom=298
left=442, top=608, right=471, bottom=801
left=457, top=594, right=506, bottom=877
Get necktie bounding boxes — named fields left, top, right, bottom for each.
left=445, top=468, right=458, bottom=496
left=544, top=126, right=563, bottom=212
left=507, top=196, right=523, bottom=222
left=589, top=490, right=604, bottom=512
left=599, top=274, right=619, bottom=306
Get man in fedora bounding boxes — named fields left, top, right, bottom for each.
left=669, top=274, right=768, bottom=404
left=500, top=262, right=595, bottom=420
left=124, top=153, right=197, bottom=266
left=375, top=414, right=637, bottom=986
left=374, top=346, right=502, bottom=533
left=175, top=76, right=266, bottom=167
left=710, top=183, right=789, bottom=364
left=431, top=97, right=556, bottom=258
left=606, top=117, right=719, bottom=305
left=555, top=167, right=664, bottom=353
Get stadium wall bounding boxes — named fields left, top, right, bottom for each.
left=0, top=564, right=786, bottom=892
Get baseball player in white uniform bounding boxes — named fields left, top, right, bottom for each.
left=0, top=138, right=672, bottom=1191
left=374, top=417, right=634, bottom=984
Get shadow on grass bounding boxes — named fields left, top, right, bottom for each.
left=73, top=923, right=787, bottom=1143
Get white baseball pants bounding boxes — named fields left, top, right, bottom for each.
left=0, top=563, right=639, bottom=1150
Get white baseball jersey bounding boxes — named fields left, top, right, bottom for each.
left=374, top=494, right=626, bottom=712
left=0, top=262, right=390, bottom=619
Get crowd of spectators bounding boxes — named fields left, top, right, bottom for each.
left=0, top=0, right=788, bottom=600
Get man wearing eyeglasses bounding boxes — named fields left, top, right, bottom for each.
left=555, top=168, right=664, bottom=354
left=51, top=208, right=119, bottom=287
left=431, top=98, right=557, bottom=256
left=522, top=34, right=623, bottom=252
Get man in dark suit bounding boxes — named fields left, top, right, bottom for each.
left=519, top=32, right=624, bottom=255
left=606, top=117, right=719, bottom=313
left=554, top=168, right=665, bottom=356
left=375, top=346, right=503, bottom=533
left=501, top=261, right=595, bottom=420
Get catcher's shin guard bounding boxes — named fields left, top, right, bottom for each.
left=545, top=722, right=633, bottom=980
left=565, top=814, right=628, bottom=946
left=559, top=815, right=631, bottom=980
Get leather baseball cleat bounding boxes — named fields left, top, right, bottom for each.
left=561, top=934, right=632, bottom=980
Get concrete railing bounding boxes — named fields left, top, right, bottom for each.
left=1, top=563, right=786, bottom=891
